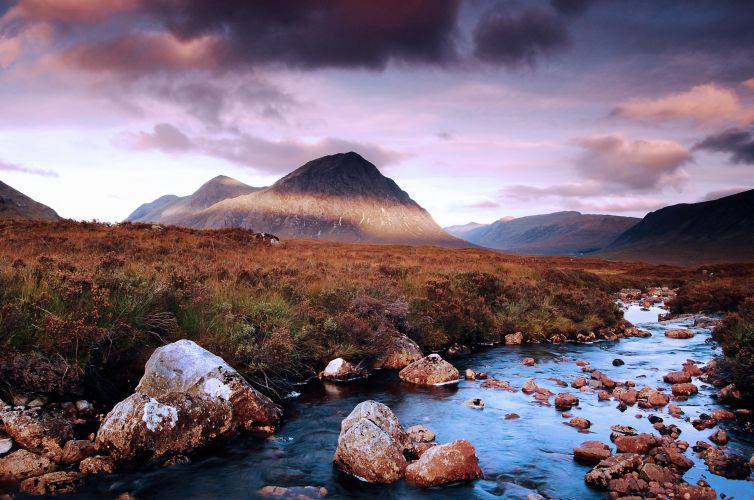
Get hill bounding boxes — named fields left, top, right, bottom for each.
left=0, top=180, right=60, bottom=221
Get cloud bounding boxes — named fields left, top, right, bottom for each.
left=744, top=78, right=754, bottom=91
left=467, top=200, right=500, bottom=209
left=473, top=6, right=570, bottom=66
left=612, top=84, right=752, bottom=125
left=700, top=186, right=752, bottom=202
left=575, top=134, right=690, bottom=191
left=115, top=123, right=408, bottom=174
left=569, top=198, right=666, bottom=213
left=0, top=159, right=58, bottom=177
left=5, top=0, right=139, bottom=24
left=695, top=126, right=754, bottom=164
left=140, top=0, right=461, bottom=71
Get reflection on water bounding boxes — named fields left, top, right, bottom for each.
left=73, top=315, right=754, bottom=500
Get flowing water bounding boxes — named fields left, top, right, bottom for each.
left=71, top=304, right=754, bottom=499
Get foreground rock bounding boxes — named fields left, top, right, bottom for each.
left=405, top=440, right=483, bottom=487
left=373, top=336, right=423, bottom=370
left=319, top=358, right=368, bottom=382
left=398, top=354, right=459, bottom=386
left=96, top=340, right=282, bottom=461
left=19, top=471, right=83, bottom=496
left=333, top=401, right=408, bottom=483
left=574, top=441, right=612, bottom=464
left=0, top=449, right=55, bottom=481
left=0, top=410, right=73, bottom=461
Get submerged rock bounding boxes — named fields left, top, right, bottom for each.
left=446, top=344, right=471, bottom=358
left=481, top=378, right=516, bottom=392
left=319, top=358, right=368, bottom=382
left=398, top=354, right=459, bottom=386
left=404, top=440, right=482, bottom=487
left=96, top=339, right=282, bottom=461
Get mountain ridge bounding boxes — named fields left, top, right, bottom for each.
left=0, top=180, right=61, bottom=221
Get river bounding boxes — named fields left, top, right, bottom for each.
left=70, top=304, right=754, bottom=499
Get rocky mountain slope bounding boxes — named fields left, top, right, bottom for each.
left=449, top=211, right=639, bottom=256
left=599, top=189, right=754, bottom=265
left=128, top=152, right=465, bottom=246
left=0, top=180, right=60, bottom=221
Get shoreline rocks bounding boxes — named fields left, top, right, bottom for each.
left=96, top=340, right=282, bottom=461
left=398, top=354, right=459, bottom=386
left=319, top=358, right=369, bottom=382
left=405, top=440, right=483, bottom=487
left=372, top=336, right=423, bottom=370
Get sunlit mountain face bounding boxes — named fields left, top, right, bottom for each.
left=0, top=0, right=752, bottom=227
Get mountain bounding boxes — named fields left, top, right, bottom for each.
left=444, top=222, right=487, bottom=237
left=599, top=189, right=754, bottom=266
left=451, top=211, right=640, bottom=256
left=0, top=180, right=60, bottom=221
left=127, top=175, right=262, bottom=225
left=128, top=152, right=465, bottom=247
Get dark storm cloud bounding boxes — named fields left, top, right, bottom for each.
left=550, top=0, right=595, bottom=16
left=142, top=0, right=462, bottom=70
left=695, top=127, right=754, bottom=165
left=472, top=6, right=570, bottom=66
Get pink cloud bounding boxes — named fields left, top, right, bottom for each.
left=613, top=84, right=751, bottom=125
left=699, top=186, right=752, bottom=202
left=743, top=78, right=754, bottom=91
left=0, top=159, right=58, bottom=177
left=467, top=200, right=500, bottom=209
left=5, top=0, right=139, bottom=24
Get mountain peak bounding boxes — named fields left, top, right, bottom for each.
left=0, top=180, right=61, bottom=221
left=270, top=152, right=414, bottom=204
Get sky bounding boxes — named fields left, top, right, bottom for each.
left=1, top=0, right=753, bottom=226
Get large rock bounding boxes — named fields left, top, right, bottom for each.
left=0, top=410, right=73, bottom=461
left=404, top=440, right=483, bottom=487
left=398, top=354, right=459, bottom=386
left=671, top=383, right=698, bottom=396
left=333, top=401, right=408, bottom=484
left=614, top=434, right=659, bottom=455
left=0, top=449, right=55, bottom=482
left=663, top=372, right=691, bottom=384
left=373, top=336, right=423, bottom=370
left=555, top=393, right=579, bottom=411
left=96, top=340, right=282, bottom=461
left=319, top=358, right=368, bottom=382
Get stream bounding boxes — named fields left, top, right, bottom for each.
left=70, top=304, right=754, bottom=499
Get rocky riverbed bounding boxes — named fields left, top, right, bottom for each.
left=2, top=295, right=753, bottom=499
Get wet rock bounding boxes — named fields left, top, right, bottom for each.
left=79, top=455, right=115, bottom=475
left=718, top=383, right=742, bottom=403
left=61, top=440, right=95, bottom=464
left=505, top=332, right=523, bottom=345
left=476, top=372, right=488, bottom=380
left=639, top=462, right=676, bottom=484
left=522, top=379, right=539, bottom=394
left=665, top=329, right=694, bottom=339
left=162, top=455, right=191, bottom=467
left=710, top=409, right=735, bottom=420
left=614, top=433, right=659, bottom=454
left=319, top=358, right=368, bottom=382
left=547, top=377, right=567, bottom=387
left=554, top=393, right=579, bottom=411
left=709, top=429, right=728, bottom=445
left=0, top=449, right=55, bottom=481
left=464, top=369, right=476, bottom=381
left=372, top=335, right=423, bottom=370
left=674, top=483, right=716, bottom=500
left=667, top=404, right=683, bottom=418
left=647, top=391, right=669, bottom=407
left=504, top=413, right=520, bottom=420
left=574, top=445, right=612, bottom=464
left=19, top=471, right=83, bottom=495
left=96, top=340, right=282, bottom=461
left=613, top=388, right=638, bottom=406
left=464, top=398, right=484, bottom=410
left=610, top=425, right=638, bottom=436
left=682, top=360, right=702, bottom=376
left=522, top=357, right=536, bottom=366
left=585, top=453, right=643, bottom=489
left=612, top=359, right=625, bottom=367
left=575, top=359, right=589, bottom=367
left=701, top=448, right=751, bottom=479
left=398, top=354, right=459, bottom=386
left=480, top=378, right=516, bottom=392
left=258, top=485, right=328, bottom=499
left=663, top=371, right=691, bottom=384
left=571, top=377, right=588, bottom=389
left=647, top=415, right=663, bottom=424
left=333, top=401, right=408, bottom=483
left=692, top=417, right=717, bottom=431
left=0, top=410, right=73, bottom=461
left=404, top=440, right=482, bottom=487
left=598, top=391, right=611, bottom=401
left=568, top=417, right=591, bottom=430
left=446, top=344, right=471, bottom=358
left=406, top=425, right=435, bottom=443
left=671, top=383, right=698, bottom=396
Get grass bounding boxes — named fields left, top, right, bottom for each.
left=1, top=219, right=753, bottom=403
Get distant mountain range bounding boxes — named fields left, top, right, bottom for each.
left=0, top=180, right=60, bottom=221
left=128, top=152, right=466, bottom=247
left=598, top=189, right=754, bottom=266
left=446, top=211, right=639, bottom=256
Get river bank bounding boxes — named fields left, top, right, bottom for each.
left=22, top=302, right=746, bottom=499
